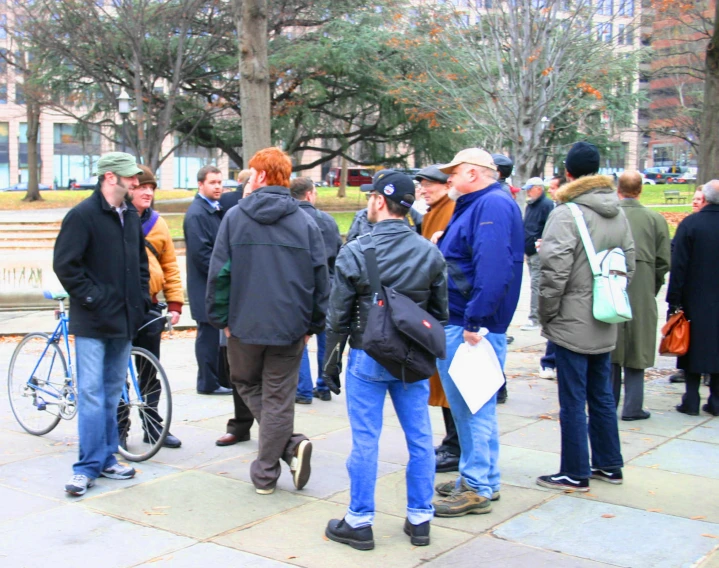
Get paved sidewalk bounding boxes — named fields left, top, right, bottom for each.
left=1, top=282, right=718, bottom=567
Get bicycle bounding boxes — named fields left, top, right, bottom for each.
left=7, top=290, right=173, bottom=462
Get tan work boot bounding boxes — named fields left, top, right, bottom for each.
left=435, top=478, right=500, bottom=501
left=433, top=480, right=492, bottom=517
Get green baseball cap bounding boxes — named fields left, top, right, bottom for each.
left=95, top=152, right=143, bottom=177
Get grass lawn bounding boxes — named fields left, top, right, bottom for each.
left=315, top=185, right=365, bottom=211
left=638, top=183, right=696, bottom=206
left=0, top=189, right=193, bottom=210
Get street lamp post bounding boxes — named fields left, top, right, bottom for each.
left=116, top=88, right=131, bottom=153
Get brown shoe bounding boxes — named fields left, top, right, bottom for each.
left=435, top=479, right=500, bottom=501
left=216, top=432, right=251, bottom=446
left=434, top=480, right=492, bottom=517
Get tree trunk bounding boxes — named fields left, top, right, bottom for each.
left=239, top=0, right=271, bottom=164
left=338, top=156, right=348, bottom=198
left=22, top=98, right=42, bottom=202
left=698, top=2, right=719, bottom=184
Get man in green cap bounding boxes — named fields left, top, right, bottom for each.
left=54, top=151, right=151, bottom=496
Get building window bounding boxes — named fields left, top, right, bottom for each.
left=618, top=24, right=625, bottom=44
left=625, top=26, right=634, bottom=45
left=0, top=122, right=9, bottom=188
left=53, top=124, right=101, bottom=188
left=0, top=84, right=6, bottom=104
left=596, top=0, right=613, bottom=15
left=15, top=82, right=24, bottom=105
left=0, top=49, right=6, bottom=75
left=598, top=23, right=612, bottom=43
left=0, top=15, right=6, bottom=40
left=618, top=0, right=634, bottom=16
left=477, top=0, right=493, bottom=7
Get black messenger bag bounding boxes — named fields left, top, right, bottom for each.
left=357, top=234, right=446, bottom=383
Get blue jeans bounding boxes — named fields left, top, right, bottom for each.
left=74, top=337, right=132, bottom=478
left=296, top=332, right=328, bottom=399
left=540, top=341, right=556, bottom=370
left=345, top=349, right=435, bottom=528
left=555, top=345, right=624, bottom=479
left=437, top=325, right=505, bottom=499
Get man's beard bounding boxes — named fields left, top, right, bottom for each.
left=448, top=188, right=462, bottom=202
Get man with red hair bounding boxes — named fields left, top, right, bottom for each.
left=206, top=147, right=330, bottom=494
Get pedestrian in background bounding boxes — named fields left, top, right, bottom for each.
left=611, top=171, right=670, bottom=421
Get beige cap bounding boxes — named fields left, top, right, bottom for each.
left=438, top=148, right=497, bottom=174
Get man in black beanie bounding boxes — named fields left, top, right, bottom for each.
left=535, top=141, right=635, bottom=492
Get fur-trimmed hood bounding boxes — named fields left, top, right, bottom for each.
left=555, top=174, right=619, bottom=219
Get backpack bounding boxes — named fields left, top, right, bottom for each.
left=567, top=203, right=632, bottom=324
left=357, top=234, right=446, bottom=383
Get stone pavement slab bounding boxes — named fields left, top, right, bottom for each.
left=83, top=470, right=312, bottom=540
left=330, top=469, right=553, bottom=535
left=0, top=505, right=194, bottom=568
left=574, top=465, right=719, bottom=523
left=630, top=438, right=719, bottom=479
left=135, top=542, right=293, bottom=567
left=214, top=500, right=472, bottom=568
left=618, top=409, right=710, bottom=438
left=496, top=445, right=561, bottom=492
left=0, top=484, right=61, bottom=523
left=424, top=535, right=614, bottom=567
left=494, top=496, right=719, bottom=568
left=680, top=420, right=719, bottom=444
left=0, top=429, right=68, bottom=465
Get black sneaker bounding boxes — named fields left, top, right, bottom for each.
left=403, top=518, right=430, bottom=546
left=325, top=518, right=374, bottom=551
left=295, top=396, right=313, bottom=405
left=536, top=473, right=589, bottom=492
left=590, top=468, right=623, bottom=485
left=497, top=386, right=508, bottom=404
left=313, top=388, right=331, bottom=401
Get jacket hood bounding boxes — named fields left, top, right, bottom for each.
left=240, top=185, right=298, bottom=224
left=556, top=175, right=619, bottom=219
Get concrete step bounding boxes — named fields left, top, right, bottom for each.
left=0, top=232, right=59, bottom=240
left=0, top=240, right=56, bottom=249
left=0, top=223, right=61, bottom=231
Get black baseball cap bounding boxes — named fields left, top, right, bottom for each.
left=360, top=170, right=415, bottom=208
left=414, top=165, right=449, bottom=184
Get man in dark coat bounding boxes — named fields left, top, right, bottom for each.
left=54, top=152, right=149, bottom=496
left=219, top=169, right=250, bottom=212
left=206, top=147, right=329, bottom=494
left=667, top=179, right=719, bottom=416
left=183, top=165, right=232, bottom=396
left=611, top=171, right=670, bottom=420
left=290, top=177, right=342, bottom=404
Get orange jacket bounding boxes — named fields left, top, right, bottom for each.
left=145, top=213, right=184, bottom=313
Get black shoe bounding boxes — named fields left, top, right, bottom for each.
left=621, top=410, right=651, bottom=421
left=143, top=432, right=182, bottom=448
left=497, top=387, right=508, bottom=404
left=436, top=451, right=460, bottom=473
left=536, top=473, right=589, bottom=492
left=325, top=519, right=374, bottom=551
left=702, top=403, right=719, bottom=417
left=506, top=335, right=515, bottom=345
left=676, top=403, right=699, bottom=416
left=669, top=372, right=685, bottom=384
left=295, top=396, right=313, bottom=405
left=313, top=388, right=331, bottom=401
left=590, top=468, right=623, bottom=484
left=403, top=518, right=430, bottom=546
left=198, top=386, right=232, bottom=395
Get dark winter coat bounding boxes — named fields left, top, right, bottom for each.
left=183, top=194, right=222, bottom=323
left=438, top=182, right=524, bottom=334
left=346, top=207, right=423, bottom=241
left=611, top=199, right=670, bottom=369
left=219, top=187, right=243, bottom=211
left=298, top=201, right=342, bottom=278
left=205, top=185, right=330, bottom=346
left=53, top=189, right=150, bottom=339
left=523, top=192, right=554, bottom=256
left=666, top=204, right=719, bottom=373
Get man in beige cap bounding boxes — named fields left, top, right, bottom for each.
left=431, top=148, right=524, bottom=517
left=54, top=152, right=150, bottom=496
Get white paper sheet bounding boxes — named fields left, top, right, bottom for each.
left=448, top=339, right=505, bottom=414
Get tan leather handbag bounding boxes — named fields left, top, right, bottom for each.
left=659, top=311, right=690, bottom=357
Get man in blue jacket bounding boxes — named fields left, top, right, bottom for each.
left=432, top=148, right=524, bottom=517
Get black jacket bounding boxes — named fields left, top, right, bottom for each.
left=346, top=207, right=423, bottom=241
left=183, top=194, right=222, bottom=323
left=666, top=204, right=719, bottom=373
left=298, top=201, right=342, bottom=278
left=523, top=192, right=554, bottom=256
left=219, top=187, right=243, bottom=211
left=53, top=190, right=150, bottom=339
left=205, top=185, right=330, bottom=345
left=323, top=219, right=448, bottom=377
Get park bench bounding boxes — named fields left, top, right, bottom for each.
left=664, top=190, right=687, bottom=204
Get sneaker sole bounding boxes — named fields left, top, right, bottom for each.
left=536, top=478, right=589, bottom=492
left=436, top=486, right=500, bottom=501
left=100, top=470, right=135, bottom=480
left=256, top=487, right=275, bottom=495
left=434, top=504, right=492, bottom=518
left=293, top=440, right=312, bottom=490
left=325, top=527, right=375, bottom=550
left=65, top=480, right=95, bottom=496
left=590, top=474, right=623, bottom=485
left=403, top=526, right=430, bottom=546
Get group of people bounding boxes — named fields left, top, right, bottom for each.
left=52, top=142, right=718, bottom=552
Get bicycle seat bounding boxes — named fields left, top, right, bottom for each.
left=43, top=290, right=69, bottom=301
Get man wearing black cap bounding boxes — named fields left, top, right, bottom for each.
left=492, top=154, right=516, bottom=199
left=322, top=170, right=448, bottom=550
left=536, top=141, right=635, bottom=492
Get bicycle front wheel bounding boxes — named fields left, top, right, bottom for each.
left=8, top=332, right=66, bottom=435
left=118, top=346, right=172, bottom=462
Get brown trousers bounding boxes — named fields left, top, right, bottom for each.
left=227, top=336, right=308, bottom=490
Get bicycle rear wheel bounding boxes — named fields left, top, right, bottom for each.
left=7, top=332, right=66, bottom=435
left=118, top=346, right=172, bottom=462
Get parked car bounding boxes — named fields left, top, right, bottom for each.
left=0, top=182, right=53, bottom=192
left=643, top=166, right=688, bottom=184
left=675, top=173, right=697, bottom=184
left=640, top=173, right=656, bottom=185
left=324, top=167, right=374, bottom=187
left=70, top=176, right=98, bottom=190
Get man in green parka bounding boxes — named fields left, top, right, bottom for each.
left=611, top=171, right=671, bottom=420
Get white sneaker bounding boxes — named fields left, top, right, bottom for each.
left=538, top=367, right=556, bottom=380
left=65, top=474, right=95, bottom=496
left=290, top=440, right=313, bottom=490
left=100, top=463, right=136, bottom=480
left=520, top=321, right=540, bottom=331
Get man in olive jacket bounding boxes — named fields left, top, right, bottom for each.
left=537, top=142, right=635, bottom=492
left=54, top=152, right=148, bottom=496
left=611, top=171, right=670, bottom=421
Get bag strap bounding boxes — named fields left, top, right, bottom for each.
left=357, top=234, right=382, bottom=299
left=142, top=210, right=160, bottom=237
left=566, top=203, right=601, bottom=277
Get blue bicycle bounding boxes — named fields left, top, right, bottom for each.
left=7, top=290, right=172, bottom=462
